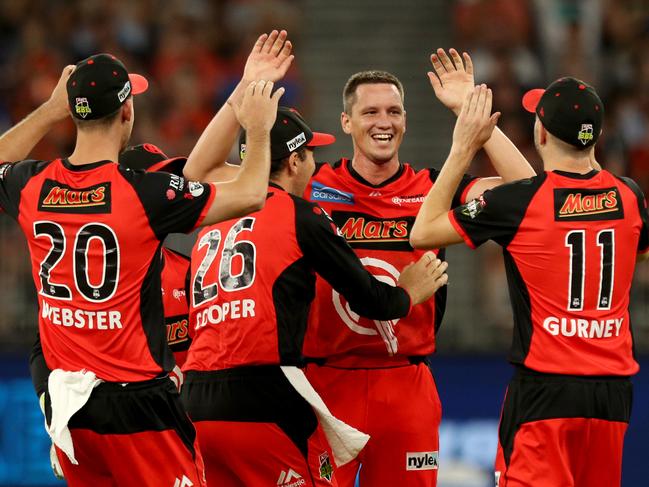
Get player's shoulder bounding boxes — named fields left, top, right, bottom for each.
left=610, top=171, right=644, bottom=198
left=0, top=158, right=52, bottom=179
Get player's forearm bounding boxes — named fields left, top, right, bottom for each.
left=411, top=146, right=472, bottom=247
left=0, top=101, right=64, bottom=162
left=184, top=82, right=247, bottom=182
left=483, top=127, right=535, bottom=182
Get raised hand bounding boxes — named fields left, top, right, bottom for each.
left=452, top=84, right=500, bottom=156
left=243, top=30, right=294, bottom=83
left=46, top=65, right=75, bottom=121
left=232, top=80, right=285, bottom=133
left=428, top=48, right=474, bottom=115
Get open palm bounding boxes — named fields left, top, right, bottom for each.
left=428, top=48, right=475, bottom=115
left=243, top=30, right=294, bottom=83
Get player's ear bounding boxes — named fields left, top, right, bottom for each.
left=341, top=111, right=352, bottom=135
left=121, top=99, right=133, bottom=123
left=403, top=109, right=407, bottom=134
left=287, top=151, right=300, bottom=176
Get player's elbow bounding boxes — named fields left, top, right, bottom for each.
left=409, top=228, right=432, bottom=250
left=182, top=164, right=203, bottom=182
left=237, top=189, right=267, bottom=214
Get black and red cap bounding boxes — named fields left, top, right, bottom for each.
left=67, top=53, right=148, bottom=120
left=522, top=77, right=604, bottom=149
left=239, top=106, right=335, bottom=161
left=118, top=143, right=186, bottom=177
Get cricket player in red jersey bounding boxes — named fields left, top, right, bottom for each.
left=0, top=49, right=283, bottom=485
left=182, top=47, right=536, bottom=486
left=411, top=79, right=649, bottom=487
left=182, top=104, right=448, bottom=487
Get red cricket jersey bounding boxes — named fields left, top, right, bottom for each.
left=450, top=169, right=648, bottom=376
left=0, top=158, right=214, bottom=381
left=161, top=247, right=191, bottom=367
left=302, top=159, right=477, bottom=365
left=184, top=183, right=412, bottom=372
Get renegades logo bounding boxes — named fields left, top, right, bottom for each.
left=332, top=211, right=414, bottom=251
left=554, top=187, right=623, bottom=221
left=38, top=179, right=111, bottom=214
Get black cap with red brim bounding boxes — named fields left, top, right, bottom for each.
left=240, top=106, right=335, bottom=160
left=119, top=143, right=186, bottom=177
left=67, top=53, right=148, bottom=120
left=522, top=77, right=603, bottom=149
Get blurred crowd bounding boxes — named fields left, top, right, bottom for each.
left=2, top=0, right=649, bottom=352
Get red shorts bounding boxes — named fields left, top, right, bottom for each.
left=305, top=361, right=442, bottom=487
left=494, top=367, right=632, bottom=487
left=48, top=377, right=206, bottom=487
left=182, top=366, right=338, bottom=487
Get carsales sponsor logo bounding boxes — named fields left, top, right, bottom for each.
left=311, top=181, right=354, bottom=205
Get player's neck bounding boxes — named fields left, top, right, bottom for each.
left=68, top=131, right=122, bottom=166
left=542, top=148, right=597, bottom=175
left=350, top=153, right=401, bottom=186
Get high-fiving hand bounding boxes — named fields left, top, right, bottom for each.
left=428, top=48, right=475, bottom=116
left=452, top=84, right=501, bottom=156
left=231, top=80, right=285, bottom=133
left=243, top=30, right=294, bottom=84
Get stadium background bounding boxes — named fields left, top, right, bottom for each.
left=0, top=0, right=648, bottom=485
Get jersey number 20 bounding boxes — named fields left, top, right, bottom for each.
left=34, top=221, right=119, bottom=303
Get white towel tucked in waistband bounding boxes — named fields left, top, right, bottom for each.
left=280, top=366, right=370, bottom=466
left=46, top=369, right=103, bottom=465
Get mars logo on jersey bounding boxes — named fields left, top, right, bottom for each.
left=332, top=210, right=414, bottom=251
left=554, top=187, right=623, bottom=221
left=166, top=315, right=189, bottom=346
left=311, top=181, right=354, bottom=205
left=38, top=180, right=111, bottom=214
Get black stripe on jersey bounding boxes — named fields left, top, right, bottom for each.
left=434, top=248, right=447, bottom=333
left=499, top=367, right=632, bottom=468
left=503, top=250, right=533, bottom=366
left=58, top=377, right=197, bottom=457
left=615, top=175, right=649, bottom=252
left=182, top=367, right=317, bottom=460
left=273, top=257, right=315, bottom=365
left=0, top=159, right=51, bottom=219
left=453, top=174, right=547, bottom=249
left=330, top=210, right=414, bottom=251
left=141, top=242, right=176, bottom=373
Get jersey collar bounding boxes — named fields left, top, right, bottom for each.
left=61, top=158, right=115, bottom=171
left=345, top=158, right=405, bottom=188
left=552, top=169, right=599, bottom=179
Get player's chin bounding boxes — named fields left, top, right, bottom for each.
left=367, top=148, right=397, bottom=164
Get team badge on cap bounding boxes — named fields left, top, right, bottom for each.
left=578, top=124, right=593, bottom=145
left=75, top=97, right=91, bottom=118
